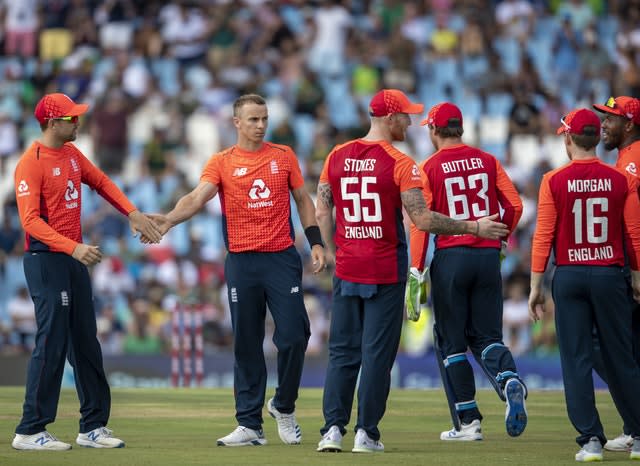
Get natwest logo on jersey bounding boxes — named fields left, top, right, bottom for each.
left=247, top=178, right=273, bottom=208
left=17, top=180, right=30, bottom=197
left=64, top=180, right=79, bottom=209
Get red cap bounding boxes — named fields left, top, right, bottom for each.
left=368, top=89, right=424, bottom=117
left=421, top=102, right=463, bottom=128
left=34, top=93, right=89, bottom=124
left=593, top=96, right=640, bottom=125
left=556, top=108, right=601, bottom=135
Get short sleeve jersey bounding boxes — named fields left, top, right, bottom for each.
left=319, top=139, right=422, bottom=284
left=531, top=158, right=640, bottom=272
left=201, top=142, right=305, bottom=253
left=14, top=141, right=136, bottom=254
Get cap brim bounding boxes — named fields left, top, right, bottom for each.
left=420, top=118, right=429, bottom=126
left=66, top=103, right=89, bottom=117
left=592, top=103, right=623, bottom=117
left=556, top=126, right=566, bottom=135
left=403, top=103, right=424, bottom=115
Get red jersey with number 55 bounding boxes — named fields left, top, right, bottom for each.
left=319, top=139, right=422, bottom=284
left=531, top=158, right=640, bottom=272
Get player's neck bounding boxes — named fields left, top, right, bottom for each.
left=437, top=137, right=463, bottom=150
left=236, top=138, right=264, bottom=152
left=362, top=123, right=392, bottom=143
left=619, top=134, right=640, bottom=151
left=39, top=132, right=65, bottom=149
left=570, top=151, right=597, bottom=161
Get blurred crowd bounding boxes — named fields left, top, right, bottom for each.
left=0, top=0, right=638, bottom=358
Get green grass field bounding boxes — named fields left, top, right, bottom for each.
left=0, top=387, right=630, bottom=465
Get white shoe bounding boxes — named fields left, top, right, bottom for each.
left=440, top=419, right=483, bottom=441
left=352, top=428, right=384, bottom=453
left=216, top=426, right=267, bottom=447
left=575, top=436, right=603, bottom=462
left=12, top=431, right=72, bottom=450
left=267, top=398, right=302, bottom=445
left=76, top=427, right=124, bottom=448
left=317, top=425, right=342, bottom=452
left=604, top=433, right=633, bottom=452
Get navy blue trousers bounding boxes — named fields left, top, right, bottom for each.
left=553, top=266, right=640, bottom=446
left=591, top=271, right=640, bottom=436
left=430, top=247, right=518, bottom=424
left=16, top=252, right=110, bottom=435
left=320, top=278, right=404, bottom=441
left=225, top=247, right=310, bottom=430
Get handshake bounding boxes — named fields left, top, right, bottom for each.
left=405, top=267, right=428, bottom=322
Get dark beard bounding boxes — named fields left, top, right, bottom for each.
left=603, top=139, right=618, bottom=151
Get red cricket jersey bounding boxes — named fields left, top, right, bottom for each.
left=532, top=158, right=640, bottom=272
left=319, top=139, right=422, bottom=284
left=14, top=141, right=136, bottom=255
left=201, top=142, right=305, bottom=253
left=409, top=144, right=522, bottom=270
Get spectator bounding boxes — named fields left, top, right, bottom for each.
left=90, top=88, right=131, bottom=176
left=8, top=286, right=36, bottom=353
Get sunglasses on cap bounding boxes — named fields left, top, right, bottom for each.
left=52, top=115, right=79, bottom=123
left=559, top=115, right=571, bottom=133
left=604, top=96, right=616, bottom=108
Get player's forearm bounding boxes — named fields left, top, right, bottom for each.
left=428, top=212, right=476, bottom=236
left=316, top=205, right=335, bottom=254
left=166, top=192, right=204, bottom=226
left=22, top=215, right=77, bottom=255
left=294, top=191, right=318, bottom=230
left=530, top=272, right=544, bottom=292
left=402, top=188, right=474, bottom=235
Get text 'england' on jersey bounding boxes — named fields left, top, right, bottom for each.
left=548, top=160, right=631, bottom=267
left=320, top=140, right=422, bottom=284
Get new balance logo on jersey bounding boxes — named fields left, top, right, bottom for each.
left=65, top=180, right=79, bottom=209
left=61, top=291, right=69, bottom=306
left=230, top=287, right=238, bottom=303
left=70, top=158, right=79, bottom=172
left=52, top=167, right=61, bottom=176
left=247, top=179, right=273, bottom=208
left=233, top=167, right=248, bottom=177
left=270, top=160, right=279, bottom=174
left=17, top=180, right=30, bottom=197
left=290, top=286, right=299, bottom=294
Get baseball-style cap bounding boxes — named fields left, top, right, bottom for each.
left=593, top=96, right=640, bottom=125
left=556, top=108, right=601, bottom=135
left=34, top=93, right=89, bottom=124
left=421, top=102, right=463, bottom=128
left=368, top=89, right=424, bottom=117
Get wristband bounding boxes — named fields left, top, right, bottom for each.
left=305, top=226, right=324, bottom=248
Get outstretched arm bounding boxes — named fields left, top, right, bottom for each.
left=401, top=188, right=508, bottom=239
left=141, top=181, right=218, bottom=242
